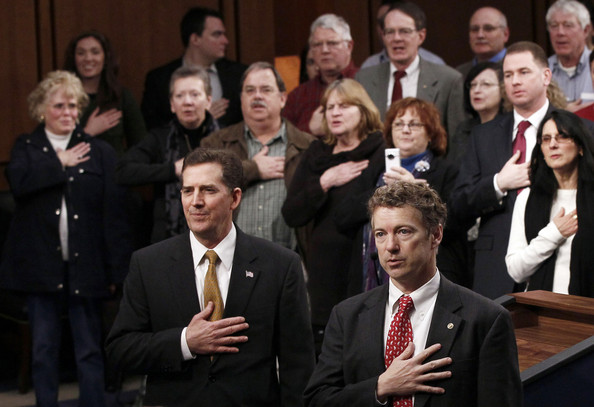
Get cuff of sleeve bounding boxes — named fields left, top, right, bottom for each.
left=493, top=174, right=506, bottom=200
left=181, top=327, right=196, bottom=361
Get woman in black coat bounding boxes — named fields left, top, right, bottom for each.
left=282, top=79, right=384, bottom=349
left=0, top=70, right=131, bottom=407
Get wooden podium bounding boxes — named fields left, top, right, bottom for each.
left=497, top=291, right=594, bottom=406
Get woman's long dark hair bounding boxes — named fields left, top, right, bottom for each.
left=63, top=30, right=121, bottom=110
left=532, top=110, right=594, bottom=194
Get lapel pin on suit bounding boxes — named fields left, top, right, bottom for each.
left=245, top=270, right=254, bottom=278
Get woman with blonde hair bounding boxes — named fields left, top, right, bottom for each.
left=283, top=78, right=384, bottom=350
left=0, top=70, right=131, bottom=406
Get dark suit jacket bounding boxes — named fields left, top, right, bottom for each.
left=450, top=112, right=519, bottom=299
left=141, top=57, right=247, bottom=130
left=106, top=228, right=315, bottom=406
left=355, top=58, right=466, bottom=136
left=304, top=275, right=522, bottom=407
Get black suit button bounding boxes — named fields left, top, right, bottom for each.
left=208, top=375, right=216, bottom=383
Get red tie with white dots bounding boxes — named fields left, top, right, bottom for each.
left=385, top=295, right=414, bottom=407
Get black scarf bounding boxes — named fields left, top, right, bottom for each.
left=524, top=179, right=594, bottom=296
left=164, top=114, right=219, bottom=238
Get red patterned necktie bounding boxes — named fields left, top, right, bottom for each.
left=385, top=295, right=414, bottom=407
left=513, top=120, right=530, bottom=164
left=391, top=71, right=407, bottom=103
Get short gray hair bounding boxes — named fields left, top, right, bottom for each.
left=546, top=0, right=591, bottom=29
left=309, top=13, right=352, bottom=44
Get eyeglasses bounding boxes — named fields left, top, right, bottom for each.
left=547, top=21, right=579, bottom=31
left=392, top=121, right=425, bottom=131
left=538, top=133, right=575, bottom=145
left=310, top=40, right=346, bottom=50
left=469, top=24, right=504, bottom=33
left=468, top=81, right=498, bottom=90
left=383, top=27, right=417, bottom=38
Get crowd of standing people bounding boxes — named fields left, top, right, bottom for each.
left=2, top=1, right=594, bottom=406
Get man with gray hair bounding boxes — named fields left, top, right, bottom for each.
left=456, top=6, right=510, bottom=78
left=547, top=0, right=593, bottom=103
left=202, top=62, right=314, bottom=249
left=283, top=13, right=358, bottom=136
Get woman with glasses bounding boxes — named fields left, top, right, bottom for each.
left=448, top=61, right=502, bottom=162
left=335, top=97, right=468, bottom=291
left=282, top=79, right=383, bottom=351
left=506, top=110, right=594, bottom=296
left=0, top=71, right=131, bottom=406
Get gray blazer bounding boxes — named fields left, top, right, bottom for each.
left=355, top=57, right=466, bottom=136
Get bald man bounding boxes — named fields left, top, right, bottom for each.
left=456, top=7, right=510, bottom=78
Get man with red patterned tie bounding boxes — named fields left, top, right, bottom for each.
left=450, top=41, right=556, bottom=300
left=305, top=181, right=522, bottom=407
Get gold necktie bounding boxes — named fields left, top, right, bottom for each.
left=203, top=250, right=224, bottom=321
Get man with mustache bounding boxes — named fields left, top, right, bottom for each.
left=456, top=7, right=510, bottom=79
left=202, top=62, right=314, bottom=249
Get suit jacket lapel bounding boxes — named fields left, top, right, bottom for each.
left=167, top=234, right=202, bottom=323
left=224, top=228, right=259, bottom=318
left=360, top=284, right=390, bottom=376
left=415, top=277, right=462, bottom=407
left=416, top=58, right=437, bottom=103
left=375, top=63, right=390, bottom=117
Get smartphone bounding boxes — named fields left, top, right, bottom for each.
left=385, top=148, right=400, bottom=174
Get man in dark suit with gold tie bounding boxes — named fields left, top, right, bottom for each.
left=106, top=148, right=315, bottom=406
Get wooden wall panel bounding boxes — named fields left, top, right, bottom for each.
left=0, top=1, right=39, bottom=189
left=236, top=0, right=276, bottom=63
left=51, top=0, right=220, bottom=103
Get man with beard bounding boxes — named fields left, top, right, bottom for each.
left=201, top=62, right=314, bottom=249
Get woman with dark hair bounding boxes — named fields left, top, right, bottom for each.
left=335, top=97, right=467, bottom=291
left=506, top=110, right=594, bottom=296
left=282, top=78, right=384, bottom=349
left=64, top=30, right=146, bottom=155
left=448, top=61, right=502, bottom=162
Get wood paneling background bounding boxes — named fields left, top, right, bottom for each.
left=0, top=0, right=554, bottom=190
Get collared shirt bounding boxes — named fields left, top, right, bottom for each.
left=494, top=99, right=550, bottom=198
left=236, top=122, right=296, bottom=248
left=387, top=55, right=421, bottom=110
left=383, top=271, right=440, bottom=355
left=283, top=61, right=358, bottom=132
left=181, top=225, right=237, bottom=359
left=361, top=48, right=446, bottom=69
left=472, top=47, right=507, bottom=66
left=549, top=48, right=594, bottom=102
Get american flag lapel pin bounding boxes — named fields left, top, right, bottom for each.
left=245, top=270, right=254, bottom=278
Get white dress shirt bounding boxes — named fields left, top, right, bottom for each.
left=181, top=225, right=237, bottom=359
left=494, top=99, right=550, bottom=198
left=387, top=55, right=421, bottom=110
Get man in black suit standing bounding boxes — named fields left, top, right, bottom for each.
left=106, top=148, right=315, bottom=406
left=305, top=181, right=522, bottom=407
left=141, top=7, right=246, bottom=130
left=450, top=41, right=554, bottom=299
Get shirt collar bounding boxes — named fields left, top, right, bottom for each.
left=244, top=121, right=287, bottom=144
left=513, top=98, right=549, bottom=129
left=388, top=270, right=440, bottom=315
left=390, top=54, right=420, bottom=76
left=551, top=48, right=589, bottom=72
left=189, top=223, right=236, bottom=271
